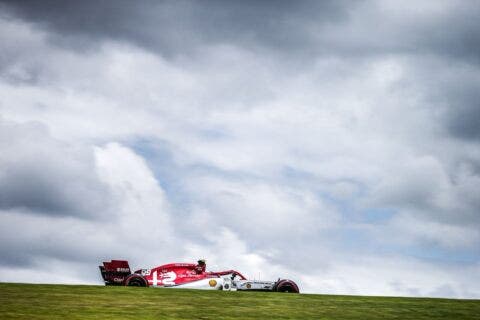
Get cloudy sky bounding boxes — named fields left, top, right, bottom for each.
left=0, top=0, right=479, bottom=298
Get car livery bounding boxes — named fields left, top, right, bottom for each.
left=99, top=259, right=299, bottom=293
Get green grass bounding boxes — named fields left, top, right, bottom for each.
left=0, top=283, right=479, bottom=319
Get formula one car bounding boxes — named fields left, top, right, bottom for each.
left=99, top=259, right=299, bottom=293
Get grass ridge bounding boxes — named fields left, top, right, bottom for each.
left=0, top=282, right=479, bottom=319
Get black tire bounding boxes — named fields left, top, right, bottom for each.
left=275, top=279, right=299, bottom=293
left=126, top=276, right=147, bottom=287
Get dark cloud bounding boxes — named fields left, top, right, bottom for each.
left=445, top=89, right=480, bottom=141
left=12, top=0, right=480, bottom=145
left=0, top=120, right=112, bottom=218
left=0, top=246, right=33, bottom=267
left=2, top=0, right=480, bottom=63
left=407, top=56, right=480, bottom=141
left=0, top=0, right=347, bottom=57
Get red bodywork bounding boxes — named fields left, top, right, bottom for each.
left=100, top=260, right=246, bottom=287
left=139, top=262, right=247, bottom=287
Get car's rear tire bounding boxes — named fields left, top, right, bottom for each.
left=125, top=275, right=147, bottom=287
left=275, top=279, right=299, bottom=293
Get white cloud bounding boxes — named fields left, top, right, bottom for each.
left=300, top=255, right=480, bottom=298
left=182, top=227, right=293, bottom=282
left=184, top=176, right=339, bottom=242
left=94, top=142, right=174, bottom=254
left=0, top=140, right=176, bottom=282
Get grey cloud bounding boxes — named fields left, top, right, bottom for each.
left=445, top=87, right=480, bottom=141
left=409, top=57, right=480, bottom=142
left=0, top=0, right=347, bottom=58
left=368, top=155, right=480, bottom=227
left=0, top=246, right=33, bottom=268
left=2, top=0, right=480, bottom=64
left=0, top=119, right=112, bottom=218
left=0, top=212, right=120, bottom=271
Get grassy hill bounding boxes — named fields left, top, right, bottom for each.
left=0, top=283, right=479, bottom=319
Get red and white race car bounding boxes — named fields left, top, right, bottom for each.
left=99, top=259, right=299, bottom=293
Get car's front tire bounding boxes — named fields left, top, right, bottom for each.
left=275, top=279, right=299, bottom=293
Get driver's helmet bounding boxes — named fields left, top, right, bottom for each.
left=195, top=259, right=206, bottom=273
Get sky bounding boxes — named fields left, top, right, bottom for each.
left=0, top=0, right=479, bottom=298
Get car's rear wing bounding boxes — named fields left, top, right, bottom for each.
left=99, top=260, right=131, bottom=286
